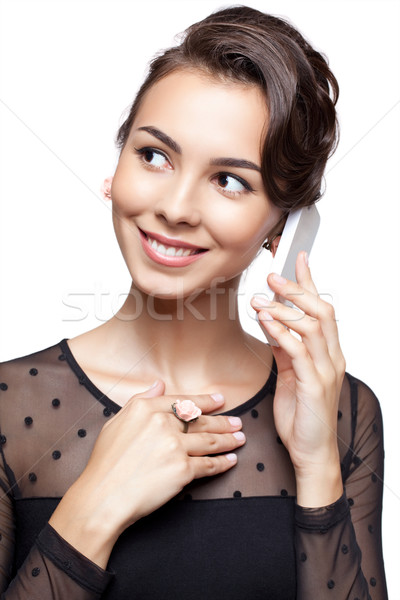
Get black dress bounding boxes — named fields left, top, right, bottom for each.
left=0, top=339, right=387, bottom=599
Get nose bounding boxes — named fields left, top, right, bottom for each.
left=154, top=174, right=201, bottom=228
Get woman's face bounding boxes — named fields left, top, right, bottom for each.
left=111, top=69, right=282, bottom=299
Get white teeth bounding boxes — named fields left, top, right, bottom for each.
left=146, top=236, right=198, bottom=258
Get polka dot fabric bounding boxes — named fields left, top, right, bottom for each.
left=0, top=340, right=387, bottom=598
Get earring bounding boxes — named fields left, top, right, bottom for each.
left=262, top=232, right=282, bottom=252
left=100, top=176, right=113, bottom=201
left=263, top=212, right=288, bottom=252
left=262, top=240, right=272, bottom=251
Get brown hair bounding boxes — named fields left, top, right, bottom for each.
left=116, top=5, right=339, bottom=239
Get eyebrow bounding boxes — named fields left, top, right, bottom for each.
left=136, top=125, right=261, bottom=172
left=137, top=126, right=182, bottom=154
left=209, top=157, right=261, bottom=172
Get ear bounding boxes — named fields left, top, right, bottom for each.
left=270, top=235, right=281, bottom=258
left=100, top=176, right=113, bottom=201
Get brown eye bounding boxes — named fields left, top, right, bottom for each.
left=218, top=174, right=229, bottom=188
left=135, top=147, right=170, bottom=169
left=215, top=173, right=251, bottom=194
left=143, top=149, right=167, bottom=167
left=143, top=150, right=155, bottom=163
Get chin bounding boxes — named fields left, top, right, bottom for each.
left=129, top=274, right=201, bottom=301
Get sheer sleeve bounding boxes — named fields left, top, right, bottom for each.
left=294, top=374, right=387, bottom=599
left=0, top=455, right=113, bottom=599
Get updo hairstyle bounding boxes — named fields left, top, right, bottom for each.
left=115, top=5, right=339, bottom=243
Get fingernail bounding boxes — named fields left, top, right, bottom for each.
left=260, top=310, right=274, bottom=321
left=211, top=393, right=224, bottom=403
left=228, top=416, right=242, bottom=427
left=226, top=453, right=237, bottom=462
left=233, top=431, right=246, bottom=441
left=252, top=295, right=272, bottom=308
left=149, top=380, right=159, bottom=389
left=303, top=251, right=309, bottom=266
left=271, top=273, right=287, bottom=285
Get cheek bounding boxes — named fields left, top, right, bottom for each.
left=111, top=163, right=156, bottom=215
left=210, top=204, right=272, bottom=252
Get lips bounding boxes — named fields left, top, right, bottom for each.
left=140, top=228, right=207, bottom=251
left=138, top=228, right=208, bottom=267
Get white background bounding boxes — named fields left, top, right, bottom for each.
left=0, top=0, right=399, bottom=595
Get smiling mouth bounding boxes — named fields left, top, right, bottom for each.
left=141, top=230, right=208, bottom=257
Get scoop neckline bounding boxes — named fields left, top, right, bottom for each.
left=59, top=338, right=277, bottom=416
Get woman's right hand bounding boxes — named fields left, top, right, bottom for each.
left=48, top=380, right=245, bottom=568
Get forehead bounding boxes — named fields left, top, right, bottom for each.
left=130, top=69, right=268, bottom=159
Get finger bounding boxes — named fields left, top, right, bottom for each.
left=184, top=430, right=246, bottom=456
left=135, top=379, right=166, bottom=398
left=258, top=312, right=320, bottom=386
left=173, top=393, right=226, bottom=415
left=256, top=301, right=333, bottom=375
left=111, top=379, right=167, bottom=420
left=188, top=414, right=243, bottom=434
left=295, top=251, right=318, bottom=295
left=190, top=453, right=238, bottom=479
left=265, top=265, right=343, bottom=363
left=121, top=379, right=166, bottom=413
left=295, top=251, right=343, bottom=359
left=132, top=382, right=222, bottom=409
left=266, top=272, right=318, bottom=316
left=125, top=389, right=226, bottom=419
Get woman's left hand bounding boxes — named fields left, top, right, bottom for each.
left=251, top=251, right=346, bottom=506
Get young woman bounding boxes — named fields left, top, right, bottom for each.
left=0, top=6, right=387, bottom=599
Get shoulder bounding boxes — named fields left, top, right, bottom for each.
left=340, top=372, right=382, bottom=427
left=0, top=340, right=68, bottom=403
left=0, top=339, right=67, bottom=365
left=337, top=372, right=384, bottom=480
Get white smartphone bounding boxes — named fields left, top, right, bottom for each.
left=263, top=204, right=320, bottom=346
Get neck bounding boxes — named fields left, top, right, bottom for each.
left=104, top=276, right=254, bottom=393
